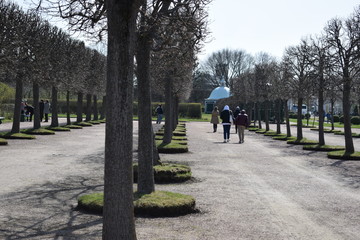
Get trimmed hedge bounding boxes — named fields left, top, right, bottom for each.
left=77, top=191, right=197, bottom=217
left=0, top=138, right=8, bottom=145
left=21, top=128, right=55, bottom=135
left=0, top=132, right=36, bottom=139
left=351, top=116, right=360, bottom=125
left=133, top=102, right=202, bottom=119
left=133, top=163, right=192, bottom=183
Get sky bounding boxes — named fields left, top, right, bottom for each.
left=198, top=0, right=360, bottom=62
left=12, top=0, right=360, bottom=62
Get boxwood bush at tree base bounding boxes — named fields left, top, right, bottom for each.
left=133, top=163, right=192, bottom=183
left=272, top=135, right=293, bottom=141
left=328, top=150, right=360, bottom=160
left=64, top=125, right=83, bottom=129
left=46, top=126, right=71, bottom=131
left=77, top=191, right=197, bottom=217
left=157, top=141, right=188, bottom=153
left=75, top=122, right=93, bottom=127
left=88, top=120, right=101, bottom=125
left=21, top=128, right=55, bottom=135
left=287, top=138, right=318, bottom=145
left=303, top=144, right=345, bottom=151
left=0, top=132, right=36, bottom=139
left=0, top=138, right=8, bottom=145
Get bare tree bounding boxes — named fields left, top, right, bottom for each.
left=324, top=8, right=360, bottom=154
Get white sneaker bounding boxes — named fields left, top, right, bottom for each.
left=223, top=140, right=227, bottom=143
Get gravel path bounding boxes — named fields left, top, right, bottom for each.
left=1, top=121, right=360, bottom=239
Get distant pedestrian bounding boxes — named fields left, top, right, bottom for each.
left=235, top=109, right=249, bottom=143
left=155, top=104, right=163, bottom=124
left=220, top=105, right=233, bottom=143
left=210, top=106, right=220, bottom=132
left=39, top=100, right=44, bottom=122
left=24, top=103, right=34, bottom=122
left=44, top=100, right=50, bottom=122
left=233, top=106, right=241, bottom=133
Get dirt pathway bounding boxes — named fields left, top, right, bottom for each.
left=1, top=121, right=360, bottom=239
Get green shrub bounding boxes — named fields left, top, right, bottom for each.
left=333, top=115, right=340, bottom=122
left=339, top=115, right=344, bottom=123
left=351, top=116, right=360, bottom=125
left=179, top=103, right=202, bottom=119
left=0, top=138, right=8, bottom=145
left=133, top=163, right=192, bottom=183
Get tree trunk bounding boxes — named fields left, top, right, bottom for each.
left=248, top=103, right=254, bottom=126
left=100, top=95, right=106, bottom=120
left=330, top=99, right=335, bottom=131
left=85, top=93, right=92, bottom=122
left=173, top=96, right=179, bottom=130
left=50, top=86, right=59, bottom=127
left=93, top=95, right=98, bottom=120
left=76, top=92, right=83, bottom=123
left=257, top=102, right=262, bottom=129
left=152, top=130, right=161, bottom=166
left=33, top=82, right=41, bottom=129
left=103, top=0, right=139, bottom=239
left=296, top=97, right=303, bottom=140
left=136, top=29, right=155, bottom=194
left=276, top=99, right=281, bottom=134
left=66, top=90, right=71, bottom=125
left=342, top=76, right=354, bottom=153
left=163, top=76, right=173, bottom=144
left=318, top=81, right=325, bottom=146
left=284, top=100, right=291, bottom=137
left=11, top=77, right=23, bottom=134
left=264, top=100, right=269, bottom=131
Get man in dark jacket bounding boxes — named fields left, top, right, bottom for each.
left=234, top=109, right=249, bottom=143
left=220, top=105, right=232, bottom=143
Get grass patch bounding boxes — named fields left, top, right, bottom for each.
left=133, top=163, right=191, bottom=183
left=255, top=129, right=267, bottom=134
left=263, top=130, right=278, bottom=136
left=0, top=132, right=36, bottom=139
left=21, top=128, right=55, bottom=135
left=88, top=120, right=101, bottom=125
left=303, top=144, right=345, bottom=151
left=77, top=191, right=196, bottom=217
left=287, top=138, right=318, bottom=145
left=328, top=150, right=360, bottom=160
left=0, top=138, right=8, bottom=145
left=98, top=119, right=106, bottom=123
left=248, top=127, right=259, bottom=131
left=64, top=124, right=83, bottom=129
left=334, top=131, right=360, bottom=137
left=155, top=135, right=187, bottom=141
left=75, top=122, right=93, bottom=127
left=156, top=131, right=186, bottom=137
left=272, top=135, right=295, bottom=141
left=46, top=126, right=71, bottom=131
left=310, top=128, right=341, bottom=133
left=157, top=141, right=188, bottom=153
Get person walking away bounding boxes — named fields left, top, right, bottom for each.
left=155, top=104, right=163, bottom=124
left=210, top=106, right=220, bottom=132
left=39, top=100, right=44, bottom=122
left=44, top=100, right=51, bottom=122
left=220, top=105, right=232, bottom=143
left=24, top=103, right=34, bottom=122
left=233, top=106, right=241, bottom=133
left=235, top=109, right=249, bottom=143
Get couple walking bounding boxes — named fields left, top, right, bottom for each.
left=211, top=105, right=249, bottom=143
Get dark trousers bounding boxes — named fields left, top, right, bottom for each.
left=223, top=125, right=231, bottom=140
left=213, top=124, right=217, bottom=132
left=45, top=113, right=49, bottom=122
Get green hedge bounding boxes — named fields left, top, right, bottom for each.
left=133, top=102, right=202, bottom=119
left=351, top=116, right=360, bottom=125
left=333, top=115, right=340, bottom=122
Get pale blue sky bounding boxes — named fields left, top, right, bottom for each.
left=199, top=0, right=360, bottom=62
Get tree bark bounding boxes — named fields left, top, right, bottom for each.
left=33, top=82, right=41, bottom=129
left=76, top=92, right=83, bottom=123
left=100, top=95, right=106, bottom=120
left=264, top=100, right=269, bottom=131
left=11, top=77, right=23, bottom=134
left=163, top=76, right=173, bottom=144
left=136, top=29, right=155, bottom=194
left=343, top=76, right=354, bottom=153
left=276, top=99, right=281, bottom=134
left=103, top=0, right=139, bottom=239
left=50, top=86, right=59, bottom=127
left=257, top=102, right=262, bottom=129
left=284, top=100, right=291, bottom=137
left=66, top=90, right=71, bottom=125
left=296, top=97, right=303, bottom=140
left=93, top=95, right=98, bottom=120
left=318, top=79, right=325, bottom=146
left=86, top=93, right=92, bottom=122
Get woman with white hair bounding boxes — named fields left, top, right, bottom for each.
left=220, top=105, right=233, bottom=143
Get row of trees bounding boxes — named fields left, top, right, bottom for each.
left=198, top=5, right=360, bottom=156
left=0, top=1, right=106, bottom=133
left=31, top=0, right=211, bottom=239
